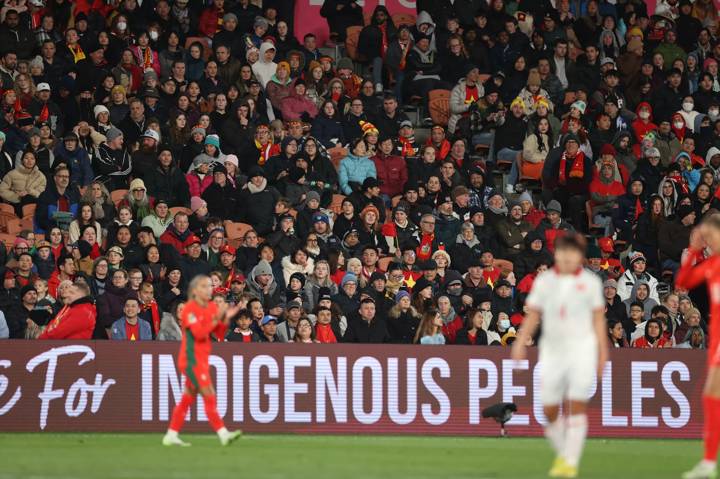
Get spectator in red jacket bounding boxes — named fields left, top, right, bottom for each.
left=280, top=79, right=318, bottom=121
left=198, top=0, right=226, bottom=38
left=372, top=135, right=408, bottom=204
left=32, top=282, right=96, bottom=339
left=160, top=212, right=192, bottom=255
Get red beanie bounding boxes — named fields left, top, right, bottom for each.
left=600, top=144, right=617, bottom=157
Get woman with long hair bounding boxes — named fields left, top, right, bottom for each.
left=68, top=202, right=103, bottom=244
left=292, top=317, right=317, bottom=343
left=81, top=181, right=116, bottom=230
left=608, top=320, right=629, bottom=348
left=87, top=256, right=110, bottom=298
left=633, top=194, right=666, bottom=274
left=387, top=289, right=421, bottom=343
left=414, top=308, right=446, bottom=344
left=304, top=260, right=338, bottom=310
left=327, top=249, right=346, bottom=286
left=357, top=204, right=382, bottom=250
left=281, top=247, right=315, bottom=285
left=139, top=244, right=165, bottom=287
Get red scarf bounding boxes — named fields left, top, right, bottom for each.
left=141, top=300, right=161, bottom=335
left=416, top=233, right=434, bottom=261
left=558, top=150, right=585, bottom=185
left=379, top=23, right=389, bottom=57
left=398, top=136, right=417, bottom=157
left=224, top=268, right=241, bottom=289
left=255, top=140, right=279, bottom=166
left=315, top=323, right=337, bottom=343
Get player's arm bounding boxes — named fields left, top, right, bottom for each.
left=675, top=227, right=711, bottom=290
left=592, top=308, right=609, bottom=379
left=511, top=307, right=540, bottom=361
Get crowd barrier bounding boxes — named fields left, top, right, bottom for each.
left=0, top=342, right=706, bottom=437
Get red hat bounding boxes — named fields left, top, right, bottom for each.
left=598, top=237, right=614, bottom=253
left=220, top=245, right=236, bottom=256
left=231, top=273, right=246, bottom=283
left=600, top=144, right=616, bottom=157
left=182, top=235, right=202, bottom=248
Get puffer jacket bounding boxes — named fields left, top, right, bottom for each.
left=372, top=151, right=407, bottom=197
left=448, top=78, right=485, bottom=133
left=0, top=163, right=46, bottom=203
left=281, top=255, right=315, bottom=285
left=338, top=153, right=377, bottom=195
left=280, top=85, right=319, bottom=121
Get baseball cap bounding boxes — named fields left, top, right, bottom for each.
left=261, top=315, right=278, bottom=326
left=36, top=82, right=51, bottom=92
left=220, top=245, right=236, bottom=256
left=182, top=235, right=202, bottom=248
left=107, top=246, right=124, bottom=258
left=142, top=129, right=160, bottom=142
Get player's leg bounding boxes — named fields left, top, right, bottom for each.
left=163, top=379, right=197, bottom=446
left=684, top=366, right=720, bottom=479
left=562, top=400, right=588, bottom=472
left=198, top=382, right=242, bottom=446
left=540, top=356, right=570, bottom=477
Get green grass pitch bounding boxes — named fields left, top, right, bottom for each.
left=0, top=433, right=701, bottom=478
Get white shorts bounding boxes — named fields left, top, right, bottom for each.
left=539, top=343, right=597, bottom=406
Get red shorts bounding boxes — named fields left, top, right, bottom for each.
left=184, top=363, right=212, bottom=390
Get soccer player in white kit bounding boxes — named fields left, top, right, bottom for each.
left=512, top=235, right=608, bottom=478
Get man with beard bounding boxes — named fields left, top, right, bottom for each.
left=131, top=130, right=160, bottom=178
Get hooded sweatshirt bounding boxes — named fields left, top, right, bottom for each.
left=252, top=42, right=278, bottom=88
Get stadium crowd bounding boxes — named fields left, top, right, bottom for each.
left=0, top=0, right=717, bottom=349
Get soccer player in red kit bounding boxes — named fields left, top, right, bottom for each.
left=678, top=215, right=720, bottom=479
left=162, top=275, right=242, bottom=447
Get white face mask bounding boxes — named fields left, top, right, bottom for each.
left=674, top=121, right=684, bottom=129
left=149, top=30, right=159, bottom=41
left=709, top=108, right=720, bottom=119
left=117, top=21, right=127, bottom=31
left=498, top=318, right=511, bottom=331
left=682, top=102, right=694, bottom=112
left=639, top=111, right=650, bottom=120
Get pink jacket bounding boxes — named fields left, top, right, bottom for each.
left=185, top=172, right=213, bottom=197
left=280, top=91, right=319, bottom=121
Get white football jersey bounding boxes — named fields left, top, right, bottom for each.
left=526, top=268, right=604, bottom=348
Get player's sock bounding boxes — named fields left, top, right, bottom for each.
left=544, top=418, right=566, bottom=456
left=168, top=392, right=195, bottom=433
left=563, top=414, right=588, bottom=468
left=203, top=393, right=225, bottom=432
left=703, top=395, right=720, bottom=463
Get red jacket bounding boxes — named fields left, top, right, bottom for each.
left=186, top=172, right=213, bottom=197
left=280, top=90, right=319, bottom=121
left=372, top=152, right=408, bottom=197
left=198, top=6, right=223, bottom=38
left=39, top=298, right=96, bottom=339
left=160, top=225, right=191, bottom=255
left=523, top=207, right=545, bottom=228
left=442, top=315, right=464, bottom=344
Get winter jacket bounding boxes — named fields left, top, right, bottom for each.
left=145, top=164, right=191, bottom=207
left=310, top=113, right=345, bottom=148
left=160, top=224, right=193, bottom=255
left=53, top=143, right=94, bottom=188
left=35, top=183, right=80, bottom=233
left=185, top=171, right=213, bottom=198
left=201, top=181, right=237, bottom=219
left=0, top=163, right=46, bottom=203
left=455, top=328, right=489, bottom=345
left=266, top=75, right=294, bottom=110
left=344, top=316, right=390, bottom=343
left=95, top=284, right=135, bottom=339
left=235, top=179, right=281, bottom=236
left=616, top=269, right=660, bottom=303
left=658, top=217, right=692, bottom=263
left=496, top=218, right=533, bottom=258
left=157, top=313, right=182, bottom=341
left=338, top=153, right=377, bottom=195
left=358, top=6, right=397, bottom=59
left=141, top=213, right=174, bottom=239
left=38, top=297, right=96, bottom=340
left=522, top=132, right=550, bottom=164
left=281, top=255, right=315, bottom=286
left=372, top=151, right=407, bottom=197
left=245, top=260, right=284, bottom=309
left=280, top=88, right=319, bottom=121
left=386, top=305, right=420, bottom=343
left=94, top=143, right=132, bottom=191
left=448, top=78, right=484, bottom=133
left=589, top=174, right=625, bottom=216
left=494, top=114, right=527, bottom=152
left=110, top=317, right=153, bottom=340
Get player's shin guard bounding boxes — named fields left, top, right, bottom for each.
left=169, top=393, right=195, bottom=432
left=544, top=418, right=566, bottom=456
left=703, top=396, right=720, bottom=463
left=203, top=394, right=225, bottom=432
left=563, top=414, right=588, bottom=468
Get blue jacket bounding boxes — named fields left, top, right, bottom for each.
left=35, top=182, right=80, bottom=233
left=110, top=317, right=153, bottom=340
left=338, top=153, right=376, bottom=195
left=53, top=143, right=94, bottom=188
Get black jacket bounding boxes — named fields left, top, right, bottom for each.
left=386, top=308, right=419, bottom=343
left=145, top=164, right=191, bottom=207
left=344, top=316, right=390, bottom=343
left=202, top=181, right=237, bottom=220
left=455, top=328, right=489, bottom=345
